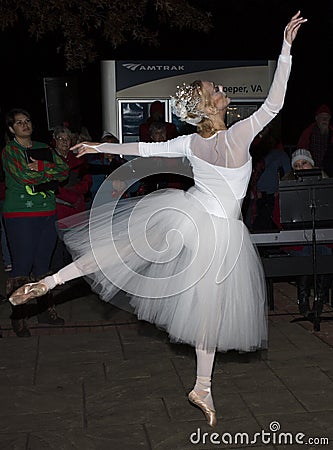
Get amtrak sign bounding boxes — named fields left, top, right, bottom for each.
left=111, top=60, right=275, bottom=97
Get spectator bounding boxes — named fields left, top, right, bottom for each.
left=149, top=121, right=168, bottom=143
left=76, top=126, right=92, bottom=145
left=102, top=133, right=125, bottom=169
left=100, top=132, right=145, bottom=198
left=297, top=104, right=333, bottom=174
left=246, top=122, right=291, bottom=231
left=85, top=131, right=120, bottom=202
left=51, top=126, right=92, bottom=271
left=2, top=108, right=69, bottom=336
left=139, top=101, right=178, bottom=142
left=0, top=147, right=12, bottom=272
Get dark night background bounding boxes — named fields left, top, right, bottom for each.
left=0, top=1, right=332, bottom=146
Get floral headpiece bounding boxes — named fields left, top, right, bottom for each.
left=170, top=83, right=207, bottom=126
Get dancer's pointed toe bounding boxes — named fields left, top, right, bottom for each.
left=9, top=282, right=49, bottom=305
left=188, top=390, right=217, bottom=427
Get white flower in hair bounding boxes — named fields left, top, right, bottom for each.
left=179, top=105, right=187, bottom=120
left=170, top=82, right=207, bottom=125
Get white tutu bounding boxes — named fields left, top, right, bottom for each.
left=58, top=182, right=267, bottom=353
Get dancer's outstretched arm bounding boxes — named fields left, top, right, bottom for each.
left=71, top=141, right=140, bottom=157
left=70, top=134, right=191, bottom=159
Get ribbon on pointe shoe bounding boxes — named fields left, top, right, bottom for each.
left=9, top=282, right=49, bottom=306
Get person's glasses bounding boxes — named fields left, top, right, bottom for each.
left=57, top=137, right=71, bottom=142
left=14, top=118, right=31, bottom=126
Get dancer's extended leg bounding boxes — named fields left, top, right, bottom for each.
left=44, top=263, right=86, bottom=289
left=9, top=261, right=91, bottom=305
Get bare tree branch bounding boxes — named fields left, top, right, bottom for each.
left=0, top=0, right=213, bottom=69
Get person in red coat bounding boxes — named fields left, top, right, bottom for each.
left=297, top=104, right=333, bottom=174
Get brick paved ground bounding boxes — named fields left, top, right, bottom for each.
left=1, top=272, right=333, bottom=449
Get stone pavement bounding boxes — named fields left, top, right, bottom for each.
left=1, top=273, right=333, bottom=449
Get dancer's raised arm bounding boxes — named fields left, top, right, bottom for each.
left=221, top=10, right=307, bottom=166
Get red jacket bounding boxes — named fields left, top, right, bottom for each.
left=297, top=123, right=333, bottom=149
left=139, top=120, right=178, bottom=142
left=56, top=152, right=92, bottom=220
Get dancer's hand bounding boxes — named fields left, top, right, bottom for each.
left=70, top=141, right=101, bottom=157
left=285, top=11, right=307, bottom=45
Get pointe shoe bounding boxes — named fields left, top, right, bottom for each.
left=188, top=390, right=217, bottom=427
left=9, top=282, right=49, bottom=306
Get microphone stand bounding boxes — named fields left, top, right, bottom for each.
left=310, top=188, right=321, bottom=331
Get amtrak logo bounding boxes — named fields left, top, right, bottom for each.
left=122, top=63, right=185, bottom=72
left=123, top=64, right=142, bottom=71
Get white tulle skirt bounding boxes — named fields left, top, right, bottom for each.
left=58, top=187, right=267, bottom=353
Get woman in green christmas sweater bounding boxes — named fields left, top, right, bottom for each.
left=2, top=108, right=69, bottom=337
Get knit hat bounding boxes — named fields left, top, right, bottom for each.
left=291, top=149, right=314, bottom=168
left=315, top=104, right=331, bottom=116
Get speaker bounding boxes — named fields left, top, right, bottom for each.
left=43, top=76, right=81, bottom=131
